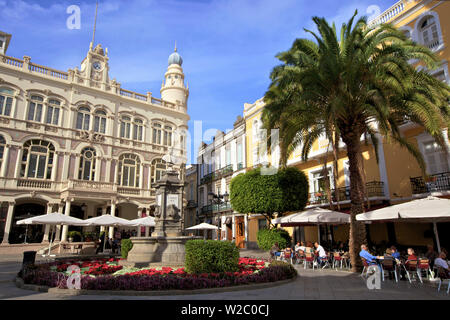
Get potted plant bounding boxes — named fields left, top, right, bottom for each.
left=68, top=231, right=82, bottom=242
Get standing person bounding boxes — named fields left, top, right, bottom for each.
left=314, top=242, right=328, bottom=267
left=96, top=232, right=105, bottom=254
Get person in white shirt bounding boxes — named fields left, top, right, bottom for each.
left=434, top=252, right=450, bottom=277
left=295, top=241, right=306, bottom=253
left=314, top=242, right=328, bottom=267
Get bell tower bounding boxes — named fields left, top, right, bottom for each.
left=160, top=43, right=189, bottom=109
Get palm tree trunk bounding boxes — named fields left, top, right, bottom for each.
left=343, top=133, right=368, bottom=272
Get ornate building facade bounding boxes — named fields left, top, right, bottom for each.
left=0, top=33, right=189, bottom=245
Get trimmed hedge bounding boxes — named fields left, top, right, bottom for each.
left=257, top=228, right=291, bottom=251
left=121, top=239, right=133, bottom=259
left=185, top=240, right=240, bottom=274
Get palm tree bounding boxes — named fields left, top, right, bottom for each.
left=262, top=10, right=450, bottom=271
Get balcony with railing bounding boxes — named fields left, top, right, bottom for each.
left=201, top=202, right=232, bottom=214
left=212, top=164, right=234, bottom=181
left=307, top=181, right=385, bottom=206
left=200, top=172, right=213, bottom=185
left=410, top=172, right=450, bottom=195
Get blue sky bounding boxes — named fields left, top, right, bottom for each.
left=0, top=0, right=395, bottom=163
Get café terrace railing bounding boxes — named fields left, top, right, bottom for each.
left=308, top=181, right=385, bottom=206
left=410, top=172, right=450, bottom=195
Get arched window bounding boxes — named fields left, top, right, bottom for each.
left=76, top=106, right=91, bottom=130
left=253, top=119, right=260, bottom=140
left=152, top=123, right=162, bottom=145
left=150, top=158, right=167, bottom=185
left=133, top=118, right=144, bottom=141
left=163, top=125, right=173, bottom=146
left=94, top=110, right=107, bottom=134
left=419, top=16, right=440, bottom=49
left=0, top=88, right=14, bottom=116
left=120, top=115, right=132, bottom=139
left=27, top=95, right=44, bottom=122
left=78, top=147, right=96, bottom=181
left=21, top=140, right=55, bottom=179
left=45, top=99, right=60, bottom=125
left=118, top=154, right=140, bottom=187
left=0, top=135, right=5, bottom=169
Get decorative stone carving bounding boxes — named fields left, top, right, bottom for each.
left=154, top=205, right=161, bottom=218
left=167, top=204, right=180, bottom=222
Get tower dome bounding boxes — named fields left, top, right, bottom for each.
left=168, top=44, right=183, bottom=66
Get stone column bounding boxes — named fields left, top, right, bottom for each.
left=1, top=145, right=10, bottom=177
left=13, top=148, right=23, bottom=179
left=42, top=204, right=53, bottom=242
left=108, top=202, right=116, bottom=239
left=55, top=204, right=64, bottom=242
left=100, top=206, right=107, bottom=233
left=1, top=202, right=15, bottom=244
left=61, top=199, right=71, bottom=242
left=137, top=207, right=143, bottom=237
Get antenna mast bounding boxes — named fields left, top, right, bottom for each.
left=92, top=1, right=99, bottom=47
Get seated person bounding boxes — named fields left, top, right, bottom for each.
left=295, top=241, right=306, bottom=253
left=359, top=244, right=383, bottom=269
left=294, top=242, right=301, bottom=252
left=305, top=242, right=314, bottom=254
left=384, top=248, right=393, bottom=258
left=314, top=242, right=328, bottom=266
left=425, top=245, right=438, bottom=269
left=270, top=242, right=280, bottom=259
left=406, top=248, right=417, bottom=261
left=434, top=252, right=450, bottom=278
left=390, top=245, right=400, bottom=259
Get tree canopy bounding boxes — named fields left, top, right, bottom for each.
left=230, top=166, right=308, bottom=224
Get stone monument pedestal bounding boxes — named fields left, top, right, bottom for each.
left=121, top=165, right=202, bottom=268
left=122, top=235, right=201, bottom=268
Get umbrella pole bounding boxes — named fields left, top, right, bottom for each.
left=24, top=225, right=28, bottom=244
left=47, top=225, right=53, bottom=256
left=433, top=222, right=441, bottom=253
left=317, top=225, right=320, bottom=245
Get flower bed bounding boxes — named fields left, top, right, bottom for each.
left=21, top=257, right=296, bottom=291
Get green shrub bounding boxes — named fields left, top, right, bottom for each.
left=269, top=260, right=297, bottom=278
left=67, top=231, right=82, bottom=242
left=121, top=239, right=133, bottom=259
left=257, top=228, right=291, bottom=251
left=185, top=240, right=240, bottom=274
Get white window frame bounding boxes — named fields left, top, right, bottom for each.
left=0, top=87, right=14, bottom=117
left=78, top=147, right=96, bottom=181
left=27, top=95, right=44, bottom=123
left=21, top=140, right=55, bottom=180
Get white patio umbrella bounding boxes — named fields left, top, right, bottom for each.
left=186, top=223, right=219, bottom=240
left=272, top=207, right=350, bottom=244
left=127, top=216, right=156, bottom=227
left=356, top=196, right=450, bottom=252
left=83, top=215, right=134, bottom=253
left=16, top=212, right=90, bottom=257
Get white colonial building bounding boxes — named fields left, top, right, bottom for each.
left=0, top=31, right=189, bottom=245
left=196, top=116, right=247, bottom=247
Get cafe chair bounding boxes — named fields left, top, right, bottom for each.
left=295, top=251, right=305, bottom=265
left=333, top=252, right=344, bottom=270
left=281, top=248, right=293, bottom=264
left=417, top=259, right=433, bottom=280
left=381, top=257, right=398, bottom=282
left=436, top=267, right=450, bottom=294
left=403, top=259, right=422, bottom=284
left=361, top=258, right=370, bottom=278
left=304, top=252, right=316, bottom=270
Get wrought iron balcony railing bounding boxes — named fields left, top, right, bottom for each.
left=410, top=172, right=450, bottom=195
left=201, top=202, right=232, bottom=214
left=308, top=181, right=385, bottom=206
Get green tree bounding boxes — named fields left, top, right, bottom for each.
left=262, top=11, right=450, bottom=271
left=230, top=167, right=308, bottom=225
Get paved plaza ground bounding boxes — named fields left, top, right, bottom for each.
left=0, top=249, right=449, bottom=300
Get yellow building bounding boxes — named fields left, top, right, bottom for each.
left=243, top=0, right=450, bottom=250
